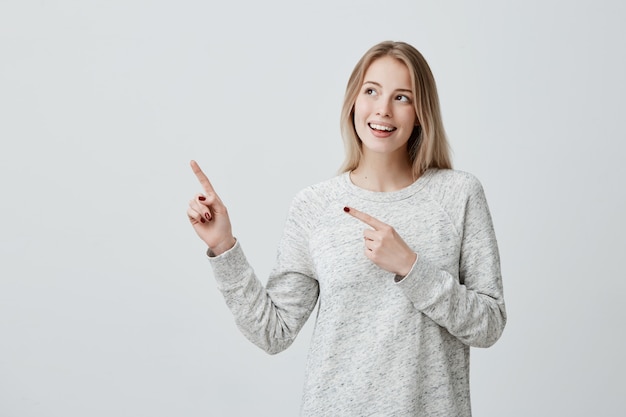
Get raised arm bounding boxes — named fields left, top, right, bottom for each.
left=187, top=162, right=319, bottom=354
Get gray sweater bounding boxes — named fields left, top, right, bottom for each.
left=208, top=169, right=506, bottom=416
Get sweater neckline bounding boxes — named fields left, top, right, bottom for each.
left=341, top=169, right=435, bottom=202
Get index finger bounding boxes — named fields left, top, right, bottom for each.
left=190, top=160, right=216, bottom=195
left=343, top=206, right=386, bottom=230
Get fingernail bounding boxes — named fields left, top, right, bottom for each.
left=205, top=213, right=211, bottom=220
left=199, top=196, right=206, bottom=201
left=343, top=206, right=350, bottom=213
left=200, top=217, right=206, bottom=223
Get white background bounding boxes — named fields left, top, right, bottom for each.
left=1, top=0, right=625, bottom=416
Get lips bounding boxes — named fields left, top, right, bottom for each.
left=368, top=123, right=396, bottom=132
left=367, top=122, right=397, bottom=139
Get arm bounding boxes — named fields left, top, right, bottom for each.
left=396, top=178, right=506, bottom=348
left=207, top=199, right=319, bottom=355
left=188, top=160, right=319, bottom=354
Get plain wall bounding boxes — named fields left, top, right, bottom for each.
left=1, top=0, right=625, bottom=416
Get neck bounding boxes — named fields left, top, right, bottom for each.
left=350, top=153, right=415, bottom=192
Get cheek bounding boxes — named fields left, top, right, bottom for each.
left=353, top=98, right=368, bottom=121
left=402, top=108, right=417, bottom=127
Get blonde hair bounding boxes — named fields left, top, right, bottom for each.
left=339, top=41, right=452, bottom=177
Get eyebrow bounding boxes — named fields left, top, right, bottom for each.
left=363, top=81, right=413, bottom=94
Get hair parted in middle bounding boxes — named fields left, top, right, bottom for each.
left=339, top=41, right=452, bottom=177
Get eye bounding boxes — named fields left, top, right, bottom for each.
left=364, top=88, right=377, bottom=96
left=396, top=94, right=411, bottom=103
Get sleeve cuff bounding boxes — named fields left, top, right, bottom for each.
left=395, top=254, right=450, bottom=310
left=394, top=252, right=419, bottom=283
left=205, top=239, right=253, bottom=291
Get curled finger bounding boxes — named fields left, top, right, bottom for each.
left=187, top=207, right=206, bottom=224
left=190, top=196, right=212, bottom=221
left=363, top=228, right=377, bottom=242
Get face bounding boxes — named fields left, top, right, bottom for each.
left=353, top=56, right=417, bottom=159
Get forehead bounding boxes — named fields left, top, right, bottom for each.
left=363, top=56, right=412, bottom=88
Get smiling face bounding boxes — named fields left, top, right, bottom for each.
left=353, top=56, right=418, bottom=160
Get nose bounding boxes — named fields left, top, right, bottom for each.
left=376, top=98, right=392, bottom=118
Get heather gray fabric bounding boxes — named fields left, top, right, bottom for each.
left=207, top=169, right=506, bottom=417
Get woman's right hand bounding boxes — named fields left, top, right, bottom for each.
left=187, top=160, right=236, bottom=255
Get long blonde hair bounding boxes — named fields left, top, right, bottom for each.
left=339, top=41, right=452, bottom=177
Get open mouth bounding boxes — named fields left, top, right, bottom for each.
left=369, top=123, right=396, bottom=132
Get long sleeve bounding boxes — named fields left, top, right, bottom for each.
left=397, top=175, right=507, bottom=348
left=207, top=194, right=320, bottom=355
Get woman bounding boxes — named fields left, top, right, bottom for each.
left=187, top=41, right=506, bottom=416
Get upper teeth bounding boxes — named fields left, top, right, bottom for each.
left=370, top=123, right=394, bottom=131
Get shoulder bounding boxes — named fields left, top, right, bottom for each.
left=420, top=169, right=495, bottom=235
left=425, top=168, right=486, bottom=199
left=285, top=174, right=345, bottom=226
left=427, top=168, right=483, bottom=188
left=422, top=169, right=490, bottom=222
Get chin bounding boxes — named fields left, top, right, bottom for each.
left=361, top=139, right=405, bottom=155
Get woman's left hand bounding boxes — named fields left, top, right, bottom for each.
left=344, top=206, right=417, bottom=277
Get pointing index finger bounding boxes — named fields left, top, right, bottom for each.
left=343, top=206, right=386, bottom=230
left=190, top=160, right=216, bottom=195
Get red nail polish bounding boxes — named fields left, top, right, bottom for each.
left=199, top=196, right=206, bottom=201
left=200, top=217, right=206, bottom=223
left=205, top=213, right=211, bottom=220
left=343, top=206, right=350, bottom=213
